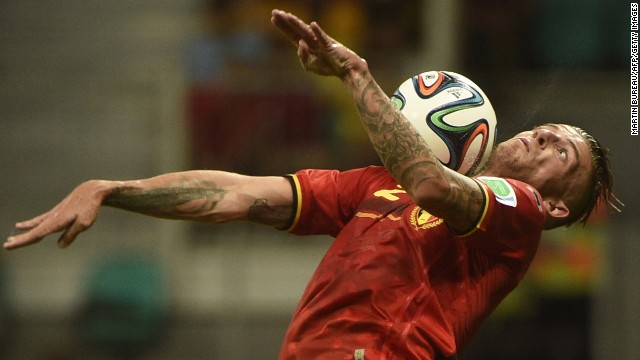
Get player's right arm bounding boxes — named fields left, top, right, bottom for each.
left=271, top=10, right=485, bottom=233
left=4, top=171, right=293, bottom=250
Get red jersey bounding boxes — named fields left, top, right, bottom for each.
left=280, top=166, right=545, bottom=360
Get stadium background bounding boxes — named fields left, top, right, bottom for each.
left=0, top=1, right=636, bottom=359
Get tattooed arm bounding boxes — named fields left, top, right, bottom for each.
left=345, top=70, right=484, bottom=232
left=272, top=10, right=484, bottom=232
left=5, top=171, right=293, bottom=250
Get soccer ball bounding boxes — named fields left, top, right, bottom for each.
left=391, top=71, right=497, bottom=175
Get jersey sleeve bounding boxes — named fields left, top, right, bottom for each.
left=461, top=177, right=546, bottom=265
left=286, top=166, right=388, bottom=237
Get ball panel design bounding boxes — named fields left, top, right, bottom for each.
left=391, top=70, right=497, bottom=175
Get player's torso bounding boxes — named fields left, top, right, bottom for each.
left=285, top=186, right=473, bottom=359
left=282, top=168, right=543, bottom=359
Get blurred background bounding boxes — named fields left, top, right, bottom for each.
left=0, top=0, right=636, bottom=359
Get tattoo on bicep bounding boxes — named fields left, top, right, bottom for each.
left=248, top=198, right=294, bottom=228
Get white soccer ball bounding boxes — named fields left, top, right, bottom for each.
left=391, top=70, right=497, bottom=175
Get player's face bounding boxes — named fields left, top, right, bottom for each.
left=486, top=124, right=593, bottom=226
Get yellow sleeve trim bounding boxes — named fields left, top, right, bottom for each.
left=286, top=174, right=303, bottom=232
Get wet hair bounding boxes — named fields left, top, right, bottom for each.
left=566, top=125, right=615, bottom=226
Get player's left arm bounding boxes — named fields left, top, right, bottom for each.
left=271, top=9, right=484, bottom=232
left=5, top=171, right=294, bottom=250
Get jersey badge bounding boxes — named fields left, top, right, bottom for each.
left=478, top=177, right=517, bottom=207
left=410, top=206, right=444, bottom=230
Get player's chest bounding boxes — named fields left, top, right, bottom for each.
left=344, top=186, right=450, bottom=242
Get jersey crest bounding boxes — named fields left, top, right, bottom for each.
left=410, top=206, right=444, bottom=231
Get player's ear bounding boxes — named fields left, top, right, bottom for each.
left=543, top=199, right=569, bottom=228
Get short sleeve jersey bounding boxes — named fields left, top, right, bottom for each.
left=279, top=166, right=545, bottom=360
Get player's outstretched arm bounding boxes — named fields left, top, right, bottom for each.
left=271, top=9, right=484, bottom=233
left=271, top=9, right=368, bottom=79
left=5, top=171, right=293, bottom=250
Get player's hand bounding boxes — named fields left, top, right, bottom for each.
left=4, top=180, right=107, bottom=250
left=271, top=9, right=368, bottom=79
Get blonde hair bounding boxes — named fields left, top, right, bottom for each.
left=568, top=125, right=616, bottom=225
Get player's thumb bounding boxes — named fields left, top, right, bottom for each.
left=57, top=221, right=86, bottom=249
left=297, top=40, right=310, bottom=65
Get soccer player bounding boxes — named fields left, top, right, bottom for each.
left=4, top=10, right=613, bottom=360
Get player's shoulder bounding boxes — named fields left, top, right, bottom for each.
left=474, top=176, right=545, bottom=221
left=292, top=166, right=398, bottom=203
left=467, top=176, right=545, bottom=259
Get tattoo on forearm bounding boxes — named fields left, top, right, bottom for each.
left=248, top=198, right=294, bottom=228
left=399, top=161, right=443, bottom=191
left=105, top=180, right=228, bottom=217
left=350, top=73, right=484, bottom=230
left=351, top=75, right=431, bottom=181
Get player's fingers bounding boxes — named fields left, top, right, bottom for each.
left=5, top=230, right=47, bottom=250
left=56, top=220, right=86, bottom=249
left=270, top=10, right=298, bottom=42
left=14, top=210, right=52, bottom=230
left=310, top=22, right=333, bottom=49
left=271, top=20, right=300, bottom=48
left=5, top=214, right=75, bottom=250
left=271, top=9, right=315, bottom=46
left=271, top=9, right=304, bottom=35
left=298, top=40, right=310, bottom=64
